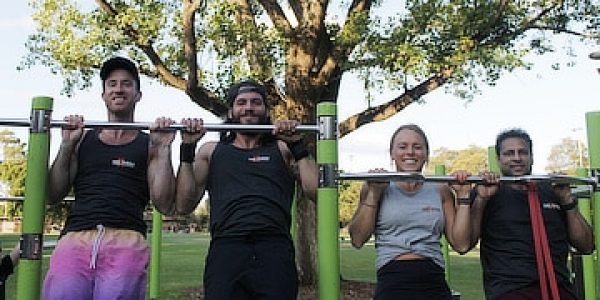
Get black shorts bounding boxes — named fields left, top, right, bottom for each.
left=375, top=259, right=451, bottom=300
left=203, top=235, right=298, bottom=300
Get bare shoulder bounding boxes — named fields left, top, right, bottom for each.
left=198, top=141, right=217, bottom=158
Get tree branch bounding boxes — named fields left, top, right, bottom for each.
left=183, top=0, right=199, bottom=92
left=258, top=0, right=293, bottom=33
left=315, top=0, right=373, bottom=85
left=232, top=0, right=272, bottom=77
left=338, top=68, right=454, bottom=137
left=95, top=0, right=186, bottom=89
left=528, top=26, right=599, bottom=38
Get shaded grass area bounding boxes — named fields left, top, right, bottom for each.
left=2, top=233, right=485, bottom=299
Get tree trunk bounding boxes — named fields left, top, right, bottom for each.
left=295, top=192, right=318, bottom=286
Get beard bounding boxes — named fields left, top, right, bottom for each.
left=230, top=111, right=270, bottom=136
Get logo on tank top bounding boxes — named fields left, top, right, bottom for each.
left=248, top=155, right=270, bottom=162
left=111, top=158, right=136, bottom=168
left=421, top=205, right=440, bottom=213
left=542, top=203, right=560, bottom=210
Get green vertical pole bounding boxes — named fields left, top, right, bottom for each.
left=317, top=102, right=339, bottom=300
left=576, top=167, right=596, bottom=300
left=17, top=96, right=53, bottom=300
left=487, top=146, right=500, bottom=174
left=435, top=165, right=450, bottom=283
left=585, top=111, right=600, bottom=297
left=149, top=208, right=163, bottom=299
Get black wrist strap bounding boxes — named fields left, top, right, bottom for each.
left=180, top=143, right=197, bottom=163
left=457, top=197, right=472, bottom=206
left=287, top=139, right=309, bottom=161
left=560, top=197, right=578, bottom=211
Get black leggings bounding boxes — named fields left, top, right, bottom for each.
left=375, top=259, right=451, bottom=300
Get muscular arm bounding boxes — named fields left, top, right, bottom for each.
left=279, top=141, right=318, bottom=201
left=175, top=142, right=214, bottom=215
left=469, top=193, right=489, bottom=249
left=565, top=209, right=595, bottom=254
left=47, top=139, right=79, bottom=205
left=553, top=186, right=595, bottom=254
left=148, top=142, right=175, bottom=215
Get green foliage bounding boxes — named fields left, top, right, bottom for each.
left=338, top=180, right=362, bottom=226
left=545, top=137, right=589, bottom=175
left=0, top=130, right=27, bottom=197
left=0, top=130, right=28, bottom=221
left=22, top=0, right=600, bottom=106
left=426, top=145, right=488, bottom=175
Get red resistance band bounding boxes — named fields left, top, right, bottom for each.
left=527, top=182, right=560, bottom=300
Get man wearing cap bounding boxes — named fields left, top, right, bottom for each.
left=175, top=79, right=318, bottom=299
left=43, top=56, right=176, bottom=299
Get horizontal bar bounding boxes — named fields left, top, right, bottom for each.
left=571, top=186, right=593, bottom=198
left=337, top=172, right=598, bottom=187
left=0, top=118, right=319, bottom=132
left=0, top=196, right=75, bottom=202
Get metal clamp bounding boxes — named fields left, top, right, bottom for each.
left=592, top=169, right=600, bottom=192
left=318, top=116, right=337, bottom=140
left=30, top=110, right=51, bottom=133
left=319, top=164, right=338, bottom=188
left=20, top=234, right=43, bottom=260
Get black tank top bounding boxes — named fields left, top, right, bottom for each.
left=207, top=141, right=295, bottom=238
left=480, top=182, right=573, bottom=299
left=62, top=129, right=150, bottom=235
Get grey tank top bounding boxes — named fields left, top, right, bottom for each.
left=375, top=181, right=445, bottom=270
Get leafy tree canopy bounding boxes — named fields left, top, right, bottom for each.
left=21, top=0, right=600, bottom=136
left=545, top=136, right=589, bottom=175
left=338, top=180, right=361, bottom=227
left=0, top=130, right=27, bottom=197
left=426, top=145, right=488, bottom=175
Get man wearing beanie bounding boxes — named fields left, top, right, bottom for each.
left=175, top=79, right=318, bottom=299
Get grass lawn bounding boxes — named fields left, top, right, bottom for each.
left=2, top=233, right=485, bottom=299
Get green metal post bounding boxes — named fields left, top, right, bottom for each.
left=585, top=111, right=600, bottom=296
left=487, top=146, right=500, bottom=174
left=317, top=102, right=339, bottom=300
left=576, top=167, right=596, bottom=300
left=149, top=208, right=163, bottom=299
left=435, top=165, right=450, bottom=282
left=17, top=96, right=53, bottom=300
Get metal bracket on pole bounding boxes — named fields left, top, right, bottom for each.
left=319, top=164, right=337, bottom=188
left=592, top=169, right=600, bottom=192
left=30, top=110, right=51, bottom=133
left=319, top=116, right=337, bottom=140
left=20, top=234, right=43, bottom=260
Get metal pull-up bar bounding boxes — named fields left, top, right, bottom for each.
left=338, top=172, right=598, bottom=188
left=0, top=118, right=320, bottom=132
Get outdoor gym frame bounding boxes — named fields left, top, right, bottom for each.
left=2, top=96, right=600, bottom=300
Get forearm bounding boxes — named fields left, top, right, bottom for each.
left=348, top=190, right=380, bottom=248
left=175, top=163, right=204, bottom=214
left=297, top=157, right=318, bottom=200
left=47, top=144, right=76, bottom=205
left=468, top=195, right=487, bottom=248
left=449, top=205, right=472, bottom=254
left=566, top=211, right=595, bottom=254
left=148, top=146, right=175, bottom=215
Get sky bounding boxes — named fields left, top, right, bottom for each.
left=1, top=3, right=599, bottom=174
